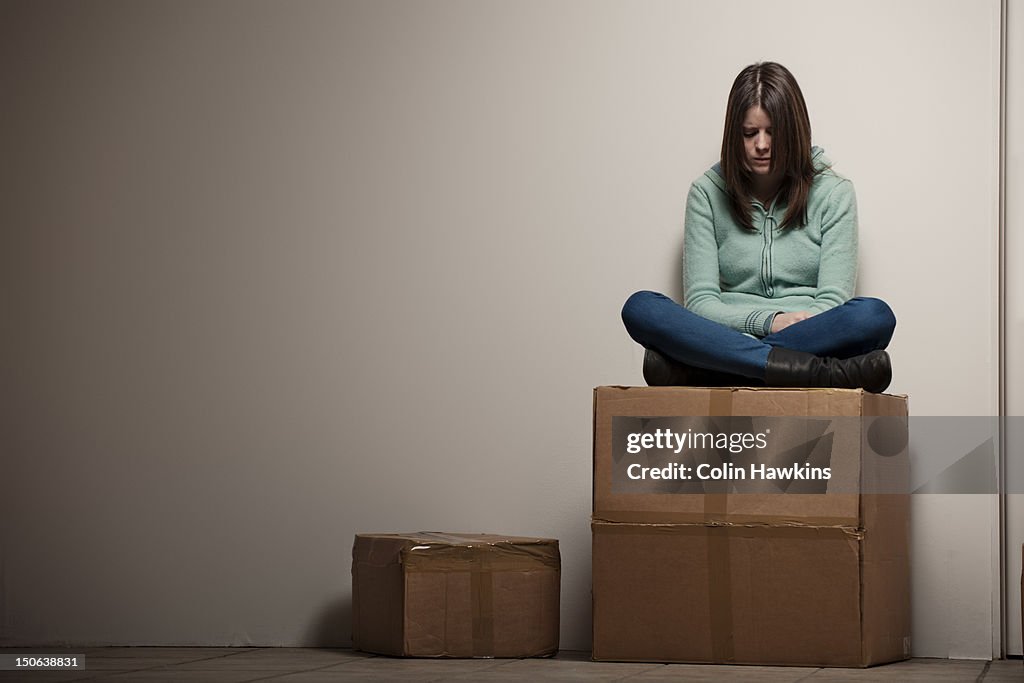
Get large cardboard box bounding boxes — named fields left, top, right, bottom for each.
left=592, top=386, right=910, bottom=667
left=352, top=532, right=560, bottom=658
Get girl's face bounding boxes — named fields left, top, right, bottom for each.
left=742, top=105, right=774, bottom=175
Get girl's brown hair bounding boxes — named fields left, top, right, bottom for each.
left=720, top=62, right=817, bottom=230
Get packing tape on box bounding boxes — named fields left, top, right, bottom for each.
left=704, top=388, right=734, bottom=521
left=401, top=532, right=559, bottom=550
left=470, top=570, right=495, bottom=657
left=705, top=525, right=733, bottom=662
left=401, top=545, right=560, bottom=572
left=707, top=388, right=735, bottom=662
left=591, top=520, right=861, bottom=537
left=708, top=387, right=734, bottom=418
left=592, top=509, right=861, bottom=526
left=403, top=544, right=559, bottom=658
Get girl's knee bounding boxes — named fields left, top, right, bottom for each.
left=862, top=297, right=896, bottom=331
left=621, top=290, right=661, bottom=327
left=849, top=297, right=896, bottom=344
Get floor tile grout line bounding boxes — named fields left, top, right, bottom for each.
left=234, top=654, right=395, bottom=683
left=79, top=646, right=283, bottom=674
left=480, top=657, right=544, bottom=672
left=976, top=659, right=992, bottom=682
left=149, top=646, right=280, bottom=666
left=237, top=657, right=449, bottom=683
left=602, top=662, right=681, bottom=681
left=83, top=646, right=373, bottom=669
left=236, top=653, right=577, bottom=683
left=59, top=647, right=370, bottom=682
left=238, top=671, right=307, bottom=683
left=75, top=646, right=265, bottom=655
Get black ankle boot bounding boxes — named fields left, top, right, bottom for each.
left=642, top=348, right=687, bottom=386
left=642, top=349, right=754, bottom=387
left=764, top=347, right=892, bottom=393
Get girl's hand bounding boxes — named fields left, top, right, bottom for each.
left=770, top=311, right=812, bottom=333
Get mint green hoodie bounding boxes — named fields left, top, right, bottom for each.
left=683, top=147, right=857, bottom=337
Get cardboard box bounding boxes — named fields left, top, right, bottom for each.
left=593, top=386, right=909, bottom=525
left=352, top=532, right=560, bottom=658
left=592, top=386, right=910, bottom=667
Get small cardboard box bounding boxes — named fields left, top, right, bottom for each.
left=592, top=386, right=910, bottom=667
left=352, top=532, right=560, bottom=658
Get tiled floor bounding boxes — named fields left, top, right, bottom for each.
left=0, top=648, right=1020, bottom=682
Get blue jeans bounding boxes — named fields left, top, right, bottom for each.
left=620, top=291, right=896, bottom=380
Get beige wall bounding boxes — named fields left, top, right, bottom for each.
left=0, top=0, right=1002, bottom=655
left=1006, top=0, right=1024, bottom=659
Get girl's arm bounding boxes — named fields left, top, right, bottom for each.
left=683, top=183, right=778, bottom=336
left=809, top=180, right=858, bottom=313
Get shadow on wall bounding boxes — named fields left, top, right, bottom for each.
left=672, top=240, right=685, bottom=302
left=305, top=596, right=351, bottom=647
